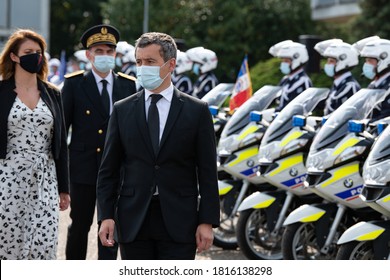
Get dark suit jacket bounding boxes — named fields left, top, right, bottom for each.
left=97, top=88, right=220, bottom=243
left=61, top=70, right=137, bottom=185
left=0, top=77, right=69, bottom=194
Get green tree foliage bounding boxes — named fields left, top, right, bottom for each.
left=50, top=0, right=106, bottom=57
left=351, top=0, right=390, bottom=39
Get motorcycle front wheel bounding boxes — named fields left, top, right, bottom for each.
left=236, top=208, right=283, bottom=260
left=336, top=241, right=375, bottom=260
left=213, top=194, right=239, bottom=250
left=282, top=222, right=336, bottom=260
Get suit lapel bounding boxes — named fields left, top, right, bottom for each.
left=135, top=91, right=155, bottom=158
left=159, top=89, right=184, bottom=151
left=112, top=72, right=122, bottom=103
left=81, top=72, right=107, bottom=119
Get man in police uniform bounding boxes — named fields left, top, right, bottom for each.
left=61, top=24, right=137, bottom=260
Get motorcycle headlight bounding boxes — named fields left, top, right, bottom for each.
left=281, top=138, right=309, bottom=156
left=239, top=132, right=264, bottom=148
left=258, top=142, right=278, bottom=163
left=217, top=135, right=235, bottom=155
left=306, top=149, right=332, bottom=172
left=363, top=161, right=390, bottom=186
left=334, top=146, right=366, bottom=165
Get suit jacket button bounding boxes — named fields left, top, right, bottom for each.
left=86, top=110, right=91, bottom=115
left=98, top=129, right=103, bottom=134
left=154, top=165, right=160, bottom=170
left=97, top=148, right=101, bottom=153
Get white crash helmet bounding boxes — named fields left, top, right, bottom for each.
left=352, top=35, right=380, bottom=52
left=323, top=42, right=360, bottom=73
left=314, top=38, right=343, bottom=56
left=175, top=50, right=193, bottom=74
left=268, top=40, right=293, bottom=57
left=49, top=58, right=61, bottom=68
left=116, top=41, right=131, bottom=56
left=360, top=38, right=390, bottom=74
left=274, top=41, right=309, bottom=71
left=186, top=47, right=218, bottom=73
left=74, top=50, right=88, bottom=63
left=122, top=44, right=136, bottom=64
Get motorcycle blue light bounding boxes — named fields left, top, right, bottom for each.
left=292, top=115, right=306, bottom=127
left=209, top=105, right=219, bottom=116
left=348, top=120, right=364, bottom=133
left=377, top=122, right=387, bottom=135
left=322, top=116, right=328, bottom=125
left=249, top=111, right=262, bottom=122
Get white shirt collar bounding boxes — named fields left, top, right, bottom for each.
left=92, top=69, right=114, bottom=85
left=145, top=83, right=174, bottom=103
left=334, top=71, right=352, bottom=86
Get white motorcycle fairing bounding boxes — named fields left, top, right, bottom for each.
left=337, top=221, right=385, bottom=244
left=237, top=191, right=276, bottom=211
left=283, top=204, right=326, bottom=226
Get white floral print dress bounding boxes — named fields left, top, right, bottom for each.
left=0, top=97, right=59, bottom=260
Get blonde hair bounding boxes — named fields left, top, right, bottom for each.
left=0, top=29, right=49, bottom=81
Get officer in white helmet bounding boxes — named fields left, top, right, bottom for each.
left=48, top=58, right=61, bottom=85
left=172, top=50, right=193, bottom=94
left=355, top=37, right=390, bottom=120
left=117, top=42, right=137, bottom=78
left=186, top=46, right=218, bottom=99
left=269, top=40, right=313, bottom=111
left=315, top=39, right=361, bottom=116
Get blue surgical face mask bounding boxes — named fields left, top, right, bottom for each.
left=93, top=55, right=115, bottom=73
left=115, top=57, right=123, bottom=67
left=324, top=63, right=335, bottom=77
left=280, top=62, right=291, bottom=75
left=193, top=64, right=200, bottom=76
left=136, top=60, right=170, bottom=90
left=363, top=62, right=376, bottom=80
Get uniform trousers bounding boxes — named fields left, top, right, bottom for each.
left=66, top=183, right=118, bottom=260
left=119, top=196, right=197, bottom=260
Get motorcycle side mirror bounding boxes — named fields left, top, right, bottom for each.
left=292, top=115, right=306, bottom=127
left=249, top=111, right=262, bottom=122
left=209, top=105, right=219, bottom=117
left=348, top=120, right=365, bottom=133
left=377, top=122, right=388, bottom=135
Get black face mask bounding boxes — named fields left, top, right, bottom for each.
left=18, top=53, right=43, bottom=74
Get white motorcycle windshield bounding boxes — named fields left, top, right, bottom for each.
left=311, top=88, right=388, bottom=152
left=201, top=83, right=234, bottom=108
left=366, top=123, right=390, bottom=165
left=261, top=87, right=329, bottom=145
left=220, top=85, right=281, bottom=138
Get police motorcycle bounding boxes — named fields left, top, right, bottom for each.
left=236, top=87, right=329, bottom=260
left=282, top=88, right=388, bottom=260
left=213, top=85, right=281, bottom=249
left=336, top=121, right=390, bottom=260
left=201, top=83, right=234, bottom=142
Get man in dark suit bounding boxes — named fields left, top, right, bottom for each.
left=97, top=32, right=220, bottom=260
left=61, top=24, right=137, bottom=260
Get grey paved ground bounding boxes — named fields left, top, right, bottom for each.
left=57, top=208, right=246, bottom=260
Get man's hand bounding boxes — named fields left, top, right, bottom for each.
left=99, top=219, right=116, bottom=247
left=195, top=223, right=214, bottom=253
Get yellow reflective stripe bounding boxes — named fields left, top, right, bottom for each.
left=300, top=211, right=325, bottom=222
left=219, top=186, right=233, bottom=196
left=253, top=198, right=276, bottom=208
left=356, top=229, right=385, bottom=241
left=269, top=154, right=303, bottom=177
left=237, top=125, right=259, bottom=141
left=382, top=195, right=390, bottom=203
left=227, top=147, right=259, bottom=167
left=280, top=131, right=304, bottom=148
left=332, top=137, right=360, bottom=156
left=320, top=163, right=359, bottom=188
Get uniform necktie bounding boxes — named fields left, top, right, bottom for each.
left=101, top=79, right=110, bottom=115
left=148, top=94, right=163, bottom=155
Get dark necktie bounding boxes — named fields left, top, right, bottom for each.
left=148, top=94, right=163, bottom=155
left=101, top=79, right=110, bottom=115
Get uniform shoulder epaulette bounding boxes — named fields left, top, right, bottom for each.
left=64, top=70, right=85, bottom=79
left=118, top=72, right=137, bottom=82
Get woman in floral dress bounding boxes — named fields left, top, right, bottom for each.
left=0, top=29, right=70, bottom=259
